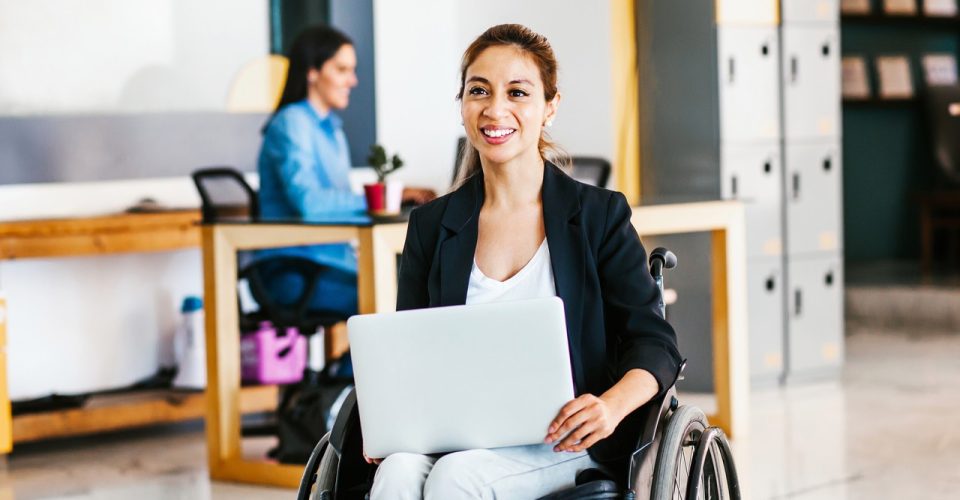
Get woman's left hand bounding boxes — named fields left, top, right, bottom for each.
left=544, top=394, right=622, bottom=453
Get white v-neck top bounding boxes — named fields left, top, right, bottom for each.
left=466, top=239, right=558, bottom=305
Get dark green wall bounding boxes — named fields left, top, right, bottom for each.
left=841, top=20, right=959, bottom=260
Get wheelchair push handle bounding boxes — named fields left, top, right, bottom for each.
left=648, top=247, right=677, bottom=278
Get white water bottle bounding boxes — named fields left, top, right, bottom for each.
left=172, top=296, right=207, bottom=389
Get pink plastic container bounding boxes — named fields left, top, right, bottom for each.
left=240, top=321, right=307, bottom=384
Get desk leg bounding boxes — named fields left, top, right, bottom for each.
left=0, top=296, right=10, bottom=455
left=357, top=224, right=407, bottom=315
left=710, top=229, right=749, bottom=441
left=200, top=227, right=301, bottom=487
left=201, top=227, right=242, bottom=478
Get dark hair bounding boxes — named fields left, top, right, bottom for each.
left=265, top=25, right=353, bottom=130
left=454, top=24, right=568, bottom=186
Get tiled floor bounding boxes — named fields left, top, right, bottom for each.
left=2, top=329, right=959, bottom=499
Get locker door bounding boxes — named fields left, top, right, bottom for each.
left=784, top=142, right=842, bottom=256
left=722, top=144, right=783, bottom=257
left=781, top=0, right=839, bottom=25
left=718, top=26, right=780, bottom=143
left=786, top=254, right=844, bottom=379
left=747, top=256, right=785, bottom=386
left=782, top=26, right=841, bottom=141
left=716, top=0, right=779, bottom=25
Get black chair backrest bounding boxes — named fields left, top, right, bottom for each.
left=926, top=85, right=960, bottom=186
left=192, top=167, right=259, bottom=222
left=570, top=156, right=612, bottom=188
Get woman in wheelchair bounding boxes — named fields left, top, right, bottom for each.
left=363, top=24, right=682, bottom=499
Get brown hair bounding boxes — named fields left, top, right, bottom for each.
left=454, top=24, right=568, bottom=187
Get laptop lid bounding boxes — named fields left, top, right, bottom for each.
left=347, top=296, right=575, bottom=457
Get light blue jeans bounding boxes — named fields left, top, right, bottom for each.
left=369, top=443, right=601, bottom=500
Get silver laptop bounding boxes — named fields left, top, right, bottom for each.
left=347, top=296, right=575, bottom=457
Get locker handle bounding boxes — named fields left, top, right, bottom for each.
left=728, top=57, right=736, bottom=83
left=825, top=271, right=834, bottom=286
left=792, top=172, right=801, bottom=199
left=794, top=289, right=803, bottom=316
left=790, top=56, right=799, bottom=84
left=731, top=174, right=738, bottom=197
left=765, top=277, right=776, bottom=292
left=823, top=157, right=832, bottom=171
left=763, top=160, right=772, bottom=174
left=761, top=43, right=769, bottom=57
left=821, top=43, right=831, bottom=57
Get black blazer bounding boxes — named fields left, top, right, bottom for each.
left=396, top=162, right=681, bottom=468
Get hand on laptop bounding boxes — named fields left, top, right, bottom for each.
left=544, top=394, right=619, bottom=453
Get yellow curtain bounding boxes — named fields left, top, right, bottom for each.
left=610, top=0, right=641, bottom=205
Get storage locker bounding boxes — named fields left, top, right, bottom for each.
left=716, top=0, right=780, bottom=26
left=785, top=253, right=844, bottom=380
left=781, top=0, right=839, bottom=25
left=782, top=26, right=841, bottom=141
left=718, top=26, right=781, bottom=143
left=746, top=256, right=786, bottom=386
left=722, top=143, right=784, bottom=257
left=784, top=141, right=842, bottom=256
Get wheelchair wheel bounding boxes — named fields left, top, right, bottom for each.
left=650, top=405, right=707, bottom=499
left=685, top=427, right=740, bottom=500
left=311, top=441, right=340, bottom=500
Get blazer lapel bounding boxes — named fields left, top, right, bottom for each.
left=542, top=163, right=587, bottom=392
left=438, top=174, right=483, bottom=306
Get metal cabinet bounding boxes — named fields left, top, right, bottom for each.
left=718, top=26, right=781, bottom=143
left=784, top=141, right=842, bottom=256
left=780, top=0, right=839, bottom=25
left=716, top=0, right=780, bottom=25
left=746, top=256, right=785, bottom=386
left=722, top=143, right=783, bottom=257
left=782, top=26, right=841, bottom=141
left=785, top=254, right=844, bottom=380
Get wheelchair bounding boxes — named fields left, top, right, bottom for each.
left=295, top=248, right=741, bottom=500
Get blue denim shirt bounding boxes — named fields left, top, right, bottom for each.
left=256, top=100, right=369, bottom=273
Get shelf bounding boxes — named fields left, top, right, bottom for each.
left=841, top=14, right=960, bottom=28
left=0, top=210, right=201, bottom=260
left=11, top=385, right=277, bottom=444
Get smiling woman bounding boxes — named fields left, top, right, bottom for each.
left=368, top=24, right=681, bottom=499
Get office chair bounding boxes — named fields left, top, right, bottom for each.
left=918, top=85, right=960, bottom=273
left=570, top=156, right=612, bottom=188
left=191, top=167, right=347, bottom=335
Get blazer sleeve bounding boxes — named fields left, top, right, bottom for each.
left=396, top=208, right=430, bottom=311
left=597, top=192, right=682, bottom=393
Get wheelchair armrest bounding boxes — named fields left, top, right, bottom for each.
left=329, top=388, right=358, bottom=457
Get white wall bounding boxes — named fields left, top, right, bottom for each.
left=371, top=0, right=615, bottom=194
left=372, top=0, right=462, bottom=193
left=0, top=0, right=269, bottom=114
left=3, top=250, right=202, bottom=400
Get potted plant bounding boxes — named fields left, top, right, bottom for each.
left=364, top=144, right=405, bottom=215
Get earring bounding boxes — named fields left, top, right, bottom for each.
left=545, top=120, right=553, bottom=127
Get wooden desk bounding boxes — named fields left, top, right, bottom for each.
left=201, top=222, right=408, bottom=487
left=0, top=211, right=278, bottom=455
left=203, top=200, right=748, bottom=488
left=631, top=201, right=749, bottom=440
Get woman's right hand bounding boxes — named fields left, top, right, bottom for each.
left=363, top=450, right=383, bottom=465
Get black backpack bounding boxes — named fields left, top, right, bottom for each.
left=270, top=353, right=354, bottom=464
